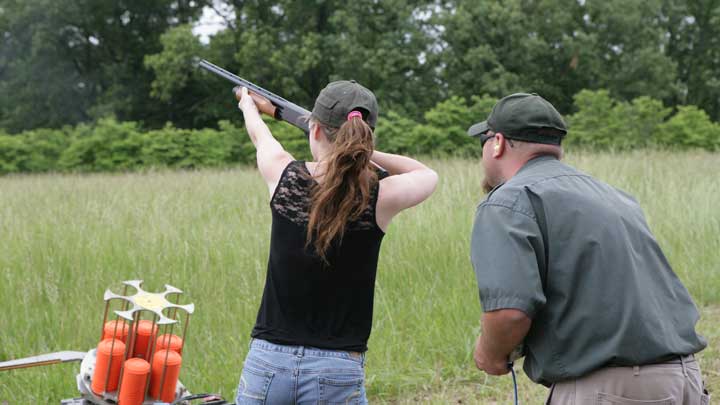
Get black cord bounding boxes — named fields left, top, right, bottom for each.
left=511, top=366, right=519, bottom=405
left=508, top=361, right=519, bottom=405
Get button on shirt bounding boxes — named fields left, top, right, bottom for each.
left=470, top=155, right=706, bottom=386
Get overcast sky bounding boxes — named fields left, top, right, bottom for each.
left=192, top=3, right=234, bottom=44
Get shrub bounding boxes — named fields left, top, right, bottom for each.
left=141, top=124, right=189, bottom=167
left=566, top=90, right=621, bottom=149
left=656, top=106, right=720, bottom=150
left=0, top=133, right=30, bottom=173
left=417, top=95, right=495, bottom=157
left=623, top=96, right=671, bottom=147
left=375, top=111, right=421, bottom=154
left=19, top=128, right=71, bottom=172
left=566, top=90, right=671, bottom=150
left=58, top=118, right=143, bottom=171
left=1, top=90, right=718, bottom=175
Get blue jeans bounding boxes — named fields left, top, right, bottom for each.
left=235, top=338, right=368, bottom=405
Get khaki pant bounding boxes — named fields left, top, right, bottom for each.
left=547, top=356, right=710, bottom=405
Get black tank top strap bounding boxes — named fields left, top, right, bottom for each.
left=348, top=177, right=381, bottom=232
left=270, top=160, right=311, bottom=226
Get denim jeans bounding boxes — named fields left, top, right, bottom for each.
left=235, top=338, right=368, bottom=405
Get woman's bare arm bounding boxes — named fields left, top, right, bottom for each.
left=237, top=87, right=293, bottom=195
left=373, top=151, right=438, bottom=231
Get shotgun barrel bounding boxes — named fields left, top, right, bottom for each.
left=198, top=59, right=310, bottom=133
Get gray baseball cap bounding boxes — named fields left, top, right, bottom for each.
left=468, top=93, right=567, bottom=145
left=311, top=80, right=378, bottom=129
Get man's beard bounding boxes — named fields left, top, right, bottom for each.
left=482, top=173, right=503, bottom=194
left=481, top=176, right=493, bottom=194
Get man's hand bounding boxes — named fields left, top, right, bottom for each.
left=473, top=333, right=510, bottom=375
left=472, top=309, right=532, bottom=376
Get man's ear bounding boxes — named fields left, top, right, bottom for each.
left=492, top=133, right=506, bottom=158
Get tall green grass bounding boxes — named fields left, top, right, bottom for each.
left=0, top=151, right=718, bottom=403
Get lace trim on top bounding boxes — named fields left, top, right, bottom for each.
left=271, top=161, right=379, bottom=231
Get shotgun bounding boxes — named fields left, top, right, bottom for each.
left=198, top=59, right=389, bottom=177
left=198, top=59, right=310, bottom=133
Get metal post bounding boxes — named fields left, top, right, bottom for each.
left=157, top=296, right=179, bottom=402
left=99, top=300, right=110, bottom=343
left=122, top=284, right=129, bottom=311
left=116, top=312, right=139, bottom=397
left=143, top=313, right=159, bottom=398
left=180, top=311, right=191, bottom=356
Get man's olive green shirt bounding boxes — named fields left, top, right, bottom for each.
left=470, top=155, right=706, bottom=386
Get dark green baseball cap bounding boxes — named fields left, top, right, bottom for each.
left=311, top=80, right=378, bottom=129
left=467, top=93, right=567, bottom=145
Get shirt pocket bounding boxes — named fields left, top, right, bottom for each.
left=317, top=375, right=364, bottom=405
left=236, top=366, right=274, bottom=405
left=596, top=392, right=675, bottom=405
left=701, top=390, right=710, bottom=405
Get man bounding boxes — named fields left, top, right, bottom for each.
left=467, top=93, right=709, bottom=404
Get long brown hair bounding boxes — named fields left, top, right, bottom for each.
left=306, top=114, right=377, bottom=261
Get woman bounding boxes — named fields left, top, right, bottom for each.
left=235, top=80, right=438, bottom=404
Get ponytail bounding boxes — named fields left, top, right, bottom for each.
left=306, top=114, right=377, bottom=262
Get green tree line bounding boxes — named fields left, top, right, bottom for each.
left=2, top=90, right=718, bottom=174
left=2, top=0, right=720, bottom=134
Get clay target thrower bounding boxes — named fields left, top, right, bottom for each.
left=0, top=280, right=218, bottom=405
left=92, top=280, right=195, bottom=404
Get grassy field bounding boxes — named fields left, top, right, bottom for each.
left=0, top=151, right=718, bottom=403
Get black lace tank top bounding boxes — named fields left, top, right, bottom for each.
left=250, top=160, right=385, bottom=352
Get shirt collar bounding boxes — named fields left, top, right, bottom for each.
left=482, top=154, right=558, bottom=201
left=516, top=154, right=558, bottom=176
